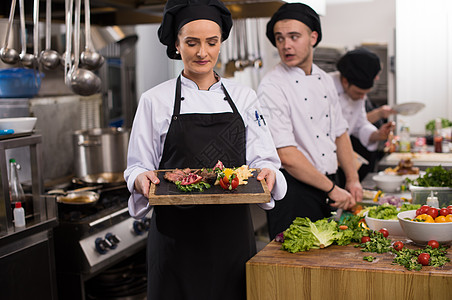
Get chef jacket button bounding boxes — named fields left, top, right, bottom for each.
left=173, top=116, right=178, bottom=120
left=324, top=95, right=327, bottom=99
left=334, top=150, right=337, bottom=153
left=316, top=135, right=319, bottom=138
left=296, top=80, right=299, bottom=83
left=181, top=97, right=185, bottom=101
left=322, top=153, right=325, bottom=156
left=326, top=114, right=329, bottom=117
left=224, top=97, right=227, bottom=100
left=318, top=77, right=321, bottom=80
left=326, top=133, right=329, bottom=136
left=310, top=116, right=313, bottom=120
left=305, top=98, right=308, bottom=101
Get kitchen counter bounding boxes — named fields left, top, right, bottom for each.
left=378, top=152, right=452, bottom=171
left=246, top=239, right=452, bottom=300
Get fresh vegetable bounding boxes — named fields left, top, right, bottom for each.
left=440, top=208, right=449, bottom=217
left=335, top=215, right=368, bottom=246
left=275, top=232, right=284, bottom=243
left=418, top=253, right=430, bottom=266
left=175, top=181, right=211, bottom=192
left=427, top=207, right=439, bottom=218
left=218, top=173, right=239, bottom=190
left=393, top=241, right=404, bottom=251
left=367, top=203, right=420, bottom=220
left=379, top=228, right=389, bottom=238
left=363, top=256, right=376, bottom=262
left=281, top=217, right=342, bottom=253
left=425, top=118, right=451, bottom=132
left=356, top=231, right=392, bottom=254
left=392, top=245, right=449, bottom=270
left=361, top=236, right=371, bottom=243
left=339, top=225, right=348, bottom=230
left=428, top=240, right=439, bottom=249
left=408, top=165, right=452, bottom=188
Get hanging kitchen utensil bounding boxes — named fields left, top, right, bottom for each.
left=253, top=19, right=263, bottom=69
left=80, top=0, right=104, bottom=70
left=64, top=0, right=74, bottom=84
left=18, top=0, right=34, bottom=67
left=39, top=0, right=60, bottom=70
left=31, top=0, right=40, bottom=69
left=234, top=20, right=244, bottom=72
left=0, top=0, right=20, bottom=64
left=223, top=27, right=236, bottom=77
left=67, top=0, right=101, bottom=96
left=240, top=19, right=251, bottom=69
left=392, top=102, right=426, bottom=116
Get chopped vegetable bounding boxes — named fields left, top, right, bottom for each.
left=408, top=165, right=452, bottom=187
left=175, top=181, right=211, bottom=192
left=363, top=256, right=376, bottom=262
left=367, top=203, right=420, bottom=220
left=391, top=245, right=450, bottom=270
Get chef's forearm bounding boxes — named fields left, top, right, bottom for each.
left=277, top=146, right=335, bottom=192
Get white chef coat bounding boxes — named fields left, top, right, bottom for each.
left=125, top=75, right=287, bottom=218
left=330, top=71, right=378, bottom=151
left=257, top=63, right=349, bottom=175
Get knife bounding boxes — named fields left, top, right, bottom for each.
left=0, top=129, right=14, bottom=135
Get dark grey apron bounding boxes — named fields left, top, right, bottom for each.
left=147, top=75, right=256, bottom=300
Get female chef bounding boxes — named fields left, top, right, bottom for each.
left=124, top=0, right=287, bottom=299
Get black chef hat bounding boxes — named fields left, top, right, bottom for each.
left=337, top=48, right=381, bottom=89
left=158, top=0, right=233, bottom=60
left=266, top=3, right=322, bottom=48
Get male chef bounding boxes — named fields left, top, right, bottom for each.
left=331, top=48, right=395, bottom=181
left=258, top=2, right=362, bottom=239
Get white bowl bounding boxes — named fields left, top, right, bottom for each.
left=372, top=174, right=405, bottom=193
left=0, top=117, right=37, bottom=134
left=398, top=210, right=452, bottom=245
left=364, top=211, right=405, bottom=236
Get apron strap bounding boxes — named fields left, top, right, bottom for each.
left=173, top=74, right=239, bottom=115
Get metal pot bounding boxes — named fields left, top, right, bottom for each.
left=56, top=191, right=99, bottom=205
left=73, top=127, right=130, bottom=183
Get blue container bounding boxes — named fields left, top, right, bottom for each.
left=0, top=68, right=44, bottom=98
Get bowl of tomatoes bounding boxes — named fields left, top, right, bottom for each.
left=397, top=205, right=452, bottom=245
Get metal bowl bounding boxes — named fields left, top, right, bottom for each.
left=56, top=191, right=99, bottom=205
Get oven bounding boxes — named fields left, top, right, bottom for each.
left=52, top=184, right=151, bottom=300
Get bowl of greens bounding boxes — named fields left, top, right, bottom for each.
left=364, top=204, right=421, bottom=236
left=408, top=166, right=452, bottom=207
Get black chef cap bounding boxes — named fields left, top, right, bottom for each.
left=158, top=0, right=233, bottom=60
left=337, top=48, right=381, bottom=89
left=266, top=3, right=322, bottom=48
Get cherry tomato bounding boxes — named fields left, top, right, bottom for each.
left=379, top=228, right=389, bottom=238
left=393, top=241, right=404, bottom=251
left=447, top=208, right=452, bottom=215
left=418, top=253, right=430, bottom=266
left=219, top=174, right=239, bottom=190
left=219, top=177, right=229, bottom=190
left=440, top=208, right=449, bottom=217
left=420, top=205, right=430, bottom=214
left=416, top=208, right=422, bottom=216
left=230, top=175, right=239, bottom=190
left=447, top=205, right=452, bottom=211
left=427, top=207, right=439, bottom=219
left=361, top=236, right=371, bottom=243
left=428, top=240, right=440, bottom=249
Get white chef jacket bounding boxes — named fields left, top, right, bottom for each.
left=257, top=63, right=349, bottom=175
left=125, top=75, right=287, bottom=218
left=330, top=71, right=378, bottom=151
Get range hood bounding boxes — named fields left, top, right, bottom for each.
left=0, top=0, right=285, bottom=26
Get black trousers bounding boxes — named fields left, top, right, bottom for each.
left=266, top=169, right=334, bottom=240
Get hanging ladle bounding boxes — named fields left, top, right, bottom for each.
left=253, top=19, right=263, bottom=69
left=0, top=0, right=20, bottom=64
left=18, top=0, right=34, bottom=67
left=79, top=0, right=104, bottom=70
left=67, top=0, right=101, bottom=96
left=39, top=0, right=60, bottom=69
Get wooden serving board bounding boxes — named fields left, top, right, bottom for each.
left=247, top=239, right=452, bottom=300
left=148, top=169, right=270, bottom=205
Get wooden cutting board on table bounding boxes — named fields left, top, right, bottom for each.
left=148, top=169, right=270, bottom=205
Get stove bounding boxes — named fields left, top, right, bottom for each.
left=53, top=184, right=151, bottom=300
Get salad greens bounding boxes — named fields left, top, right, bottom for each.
left=175, top=181, right=211, bottom=192
left=282, top=217, right=343, bottom=253
left=391, top=245, right=450, bottom=271
left=408, top=165, right=452, bottom=188
left=367, top=203, right=420, bottom=220
left=425, top=118, right=452, bottom=132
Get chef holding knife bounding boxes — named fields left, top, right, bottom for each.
left=124, top=0, right=286, bottom=299
left=330, top=48, right=395, bottom=181
left=258, top=3, right=362, bottom=240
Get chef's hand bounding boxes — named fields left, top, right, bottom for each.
left=378, top=105, right=396, bottom=119
left=345, top=179, right=363, bottom=204
left=371, top=121, right=395, bottom=141
left=134, top=170, right=160, bottom=198
left=328, top=186, right=355, bottom=210
left=257, top=168, right=276, bottom=192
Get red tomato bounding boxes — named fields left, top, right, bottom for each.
left=219, top=174, right=239, bottom=190
left=420, top=205, right=430, bottom=214
left=361, top=236, right=371, bottom=243
left=418, top=253, right=430, bottom=266
left=447, top=208, right=452, bottom=215
left=440, top=208, right=449, bottom=217
left=219, top=178, right=229, bottom=190
left=393, top=241, right=404, bottom=251
left=428, top=240, right=440, bottom=249
left=447, top=205, right=452, bottom=211
left=427, top=207, right=439, bottom=219
left=230, top=175, right=239, bottom=190
left=379, top=228, right=389, bottom=238
left=415, top=208, right=422, bottom=216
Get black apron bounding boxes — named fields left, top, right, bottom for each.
left=266, top=170, right=334, bottom=240
left=147, top=75, right=256, bottom=300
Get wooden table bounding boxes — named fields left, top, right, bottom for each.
left=246, top=239, right=452, bottom=300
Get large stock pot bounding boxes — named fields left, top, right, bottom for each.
left=73, top=127, right=130, bottom=184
